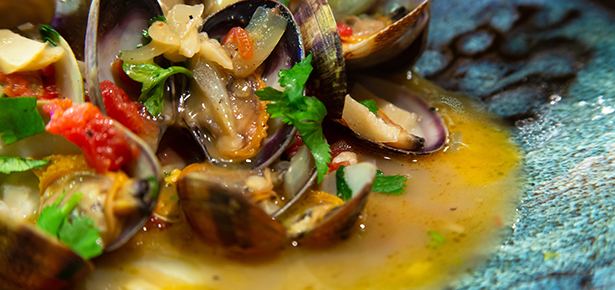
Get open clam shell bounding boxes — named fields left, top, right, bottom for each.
left=343, top=0, right=430, bottom=70
left=182, top=0, right=302, bottom=169
left=85, top=0, right=178, bottom=148
left=347, top=76, right=448, bottom=154
left=105, top=122, right=163, bottom=250
left=296, top=0, right=430, bottom=71
left=176, top=160, right=376, bottom=256
left=0, top=214, right=93, bottom=290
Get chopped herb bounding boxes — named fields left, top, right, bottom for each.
left=37, top=192, right=103, bottom=259
left=149, top=15, right=167, bottom=25
left=0, top=97, right=46, bottom=145
left=142, top=29, right=151, bottom=41
left=428, top=230, right=445, bottom=249
left=255, top=53, right=331, bottom=183
left=0, top=156, right=49, bottom=174
left=147, top=175, right=159, bottom=198
left=122, top=62, right=192, bottom=116
left=359, top=99, right=379, bottom=114
left=39, top=25, right=60, bottom=47
left=58, top=214, right=103, bottom=259
left=282, top=0, right=290, bottom=8
left=371, top=170, right=407, bottom=195
left=335, top=165, right=352, bottom=201
left=544, top=251, right=560, bottom=261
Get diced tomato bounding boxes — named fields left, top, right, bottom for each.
left=326, top=139, right=354, bottom=173
left=100, top=80, right=148, bottom=134
left=43, top=99, right=137, bottom=173
left=285, top=134, right=305, bottom=158
left=0, top=71, right=34, bottom=97
left=0, top=66, right=59, bottom=99
left=222, top=27, right=254, bottom=60
left=328, top=160, right=351, bottom=173
left=336, top=22, right=353, bottom=38
left=41, top=65, right=58, bottom=100
left=42, top=98, right=73, bottom=116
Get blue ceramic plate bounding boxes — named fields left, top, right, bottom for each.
left=415, top=0, right=615, bottom=288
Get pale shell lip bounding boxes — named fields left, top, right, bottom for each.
left=348, top=75, right=449, bottom=154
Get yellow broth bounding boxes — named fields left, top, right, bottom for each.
left=78, top=73, right=523, bottom=290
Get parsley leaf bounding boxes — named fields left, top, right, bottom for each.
left=37, top=192, right=81, bottom=236
left=255, top=53, right=331, bottom=183
left=58, top=215, right=103, bottom=259
left=359, top=99, right=379, bottom=114
left=0, top=156, right=49, bottom=174
left=36, top=192, right=103, bottom=259
left=149, top=15, right=167, bottom=25
left=39, top=25, right=60, bottom=47
left=428, top=230, right=445, bottom=249
left=371, top=170, right=407, bottom=195
left=335, top=165, right=352, bottom=201
left=122, top=62, right=192, bottom=116
left=0, top=97, right=46, bottom=145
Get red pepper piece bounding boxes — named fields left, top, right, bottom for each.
left=222, top=27, right=254, bottom=60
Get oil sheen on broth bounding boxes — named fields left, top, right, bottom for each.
left=79, top=73, right=523, bottom=290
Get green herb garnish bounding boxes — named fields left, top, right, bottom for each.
left=371, top=170, right=408, bottom=195
left=255, top=53, right=331, bottom=183
left=149, top=15, right=167, bottom=25
left=122, top=62, right=192, bottom=116
left=427, top=230, right=445, bottom=249
left=37, top=192, right=103, bottom=259
left=0, top=156, right=49, bottom=174
left=335, top=165, right=352, bottom=201
left=359, top=99, right=379, bottom=114
left=0, top=97, right=46, bottom=145
left=39, top=25, right=60, bottom=47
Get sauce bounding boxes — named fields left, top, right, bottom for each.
left=79, top=73, right=523, bottom=290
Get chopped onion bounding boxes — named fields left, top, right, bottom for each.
left=228, top=6, right=287, bottom=78
left=198, top=32, right=232, bottom=70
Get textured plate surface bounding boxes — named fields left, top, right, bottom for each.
left=415, top=0, right=615, bottom=289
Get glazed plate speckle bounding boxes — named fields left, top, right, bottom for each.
left=415, top=0, right=615, bottom=289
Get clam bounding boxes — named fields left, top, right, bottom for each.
left=345, top=76, right=448, bottom=154
left=180, top=0, right=301, bottom=169
left=84, top=0, right=175, bottom=149
left=0, top=117, right=162, bottom=289
left=296, top=0, right=430, bottom=70
left=294, top=0, right=445, bottom=154
left=0, top=213, right=93, bottom=290
left=177, top=144, right=376, bottom=256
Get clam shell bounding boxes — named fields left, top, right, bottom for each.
left=185, top=0, right=303, bottom=169
left=348, top=76, right=448, bottom=154
left=295, top=0, right=347, bottom=120
left=177, top=169, right=287, bottom=257
left=104, top=122, right=163, bottom=251
left=84, top=0, right=165, bottom=115
left=176, top=161, right=376, bottom=255
left=343, top=0, right=430, bottom=70
left=0, top=215, right=93, bottom=290
left=296, top=0, right=430, bottom=71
